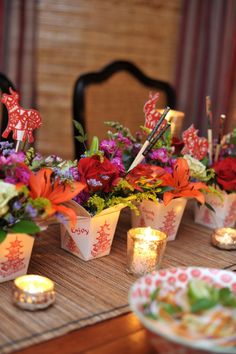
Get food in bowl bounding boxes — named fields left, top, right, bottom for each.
left=143, top=278, right=236, bottom=341
left=129, top=267, right=236, bottom=354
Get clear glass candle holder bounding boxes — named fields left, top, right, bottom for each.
left=127, top=227, right=167, bottom=276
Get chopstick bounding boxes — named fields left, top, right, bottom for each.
left=127, top=107, right=170, bottom=172
left=143, top=122, right=171, bottom=157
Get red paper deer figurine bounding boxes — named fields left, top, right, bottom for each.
left=143, top=92, right=161, bottom=129
left=1, top=88, right=42, bottom=143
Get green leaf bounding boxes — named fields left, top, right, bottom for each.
left=161, top=303, right=183, bottom=316
left=150, top=287, right=160, bottom=301
left=188, top=279, right=212, bottom=302
left=11, top=220, right=40, bottom=234
left=73, top=120, right=85, bottom=135
left=89, top=136, right=99, bottom=154
left=75, top=136, right=86, bottom=143
left=145, top=312, right=158, bottom=320
left=219, top=287, right=236, bottom=307
left=191, top=298, right=217, bottom=313
left=0, top=230, right=7, bottom=243
left=205, top=202, right=215, bottom=212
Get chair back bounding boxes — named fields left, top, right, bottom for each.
left=0, top=73, right=15, bottom=141
left=73, top=60, right=176, bottom=157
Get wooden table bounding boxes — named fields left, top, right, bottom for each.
left=15, top=208, right=236, bottom=354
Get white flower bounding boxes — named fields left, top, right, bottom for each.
left=183, top=155, right=207, bottom=181
left=0, top=181, right=18, bottom=216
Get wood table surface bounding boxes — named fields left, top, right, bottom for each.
left=15, top=207, right=236, bottom=354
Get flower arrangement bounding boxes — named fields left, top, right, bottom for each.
left=0, top=142, right=85, bottom=242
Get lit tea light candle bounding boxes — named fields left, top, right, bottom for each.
left=158, top=109, right=185, bottom=137
left=13, top=274, right=55, bottom=310
left=211, top=228, right=236, bottom=250
left=127, top=227, right=167, bottom=276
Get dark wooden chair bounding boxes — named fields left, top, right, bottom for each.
left=73, top=60, right=176, bottom=158
left=0, top=73, right=15, bottom=141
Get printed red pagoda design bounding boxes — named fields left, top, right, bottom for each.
left=160, top=209, right=176, bottom=239
left=91, top=221, right=111, bottom=257
left=203, top=208, right=212, bottom=224
left=66, top=233, right=81, bottom=256
left=0, top=237, right=25, bottom=277
left=224, top=200, right=236, bottom=226
left=1, top=88, right=42, bottom=143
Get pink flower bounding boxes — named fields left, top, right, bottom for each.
left=149, top=148, right=169, bottom=163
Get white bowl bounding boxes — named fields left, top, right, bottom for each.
left=129, top=267, right=236, bottom=354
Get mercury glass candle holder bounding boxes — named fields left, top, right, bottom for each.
left=211, top=227, right=236, bottom=250
left=13, top=274, right=55, bottom=310
left=127, top=227, right=167, bottom=276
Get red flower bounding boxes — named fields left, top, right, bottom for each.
left=171, top=137, right=184, bottom=154
left=77, top=155, right=120, bottom=193
left=213, top=157, right=236, bottom=192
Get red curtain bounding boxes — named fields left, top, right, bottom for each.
left=0, top=0, right=37, bottom=107
left=175, top=0, right=236, bottom=135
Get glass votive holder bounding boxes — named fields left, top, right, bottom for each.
left=211, top=227, right=236, bottom=250
left=127, top=227, right=167, bottom=276
left=13, top=274, right=55, bottom=310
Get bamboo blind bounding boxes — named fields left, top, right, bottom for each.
left=36, top=0, right=183, bottom=158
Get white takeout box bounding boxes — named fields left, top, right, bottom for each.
left=0, top=233, right=34, bottom=283
left=194, top=191, right=236, bottom=229
left=131, top=198, right=187, bottom=241
left=60, top=201, right=124, bottom=261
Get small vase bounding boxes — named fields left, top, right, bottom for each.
left=60, top=201, right=124, bottom=261
left=194, top=191, right=236, bottom=229
left=131, top=198, right=187, bottom=241
left=0, top=233, right=34, bottom=283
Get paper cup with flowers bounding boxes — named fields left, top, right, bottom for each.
left=97, top=93, right=210, bottom=241
left=59, top=127, right=137, bottom=261
left=0, top=142, right=84, bottom=282
left=192, top=132, right=236, bottom=228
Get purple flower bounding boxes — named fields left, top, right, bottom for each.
left=111, top=157, right=125, bottom=175
left=15, top=166, right=30, bottom=184
left=6, top=214, right=16, bottom=225
left=13, top=201, right=22, bottom=211
left=33, top=153, right=43, bottom=161
left=149, top=148, right=169, bottom=163
left=25, top=204, right=38, bottom=218
left=169, top=157, right=177, bottom=166
left=73, top=190, right=90, bottom=205
left=132, top=143, right=142, bottom=156
left=0, top=152, right=25, bottom=165
left=117, top=132, right=132, bottom=147
left=100, top=140, right=117, bottom=155
left=69, top=166, right=80, bottom=181
left=0, top=141, right=13, bottom=150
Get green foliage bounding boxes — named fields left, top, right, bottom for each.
left=24, top=147, right=36, bottom=166
left=11, top=220, right=40, bottom=234
left=0, top=229, right=7, bottom=243
left=105, top=121, right=136, bottom=141
left=29, top=197, right=51, bottom=216
left=87, top=195, right=105, bottom=215
left=73, top=120, right=88, bottom=144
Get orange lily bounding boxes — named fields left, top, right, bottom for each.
left=160, top=158, right=209, bottom=205
left=28, top=168, right=85, bottom=226
left=126, top=164, right=167, bottom=191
